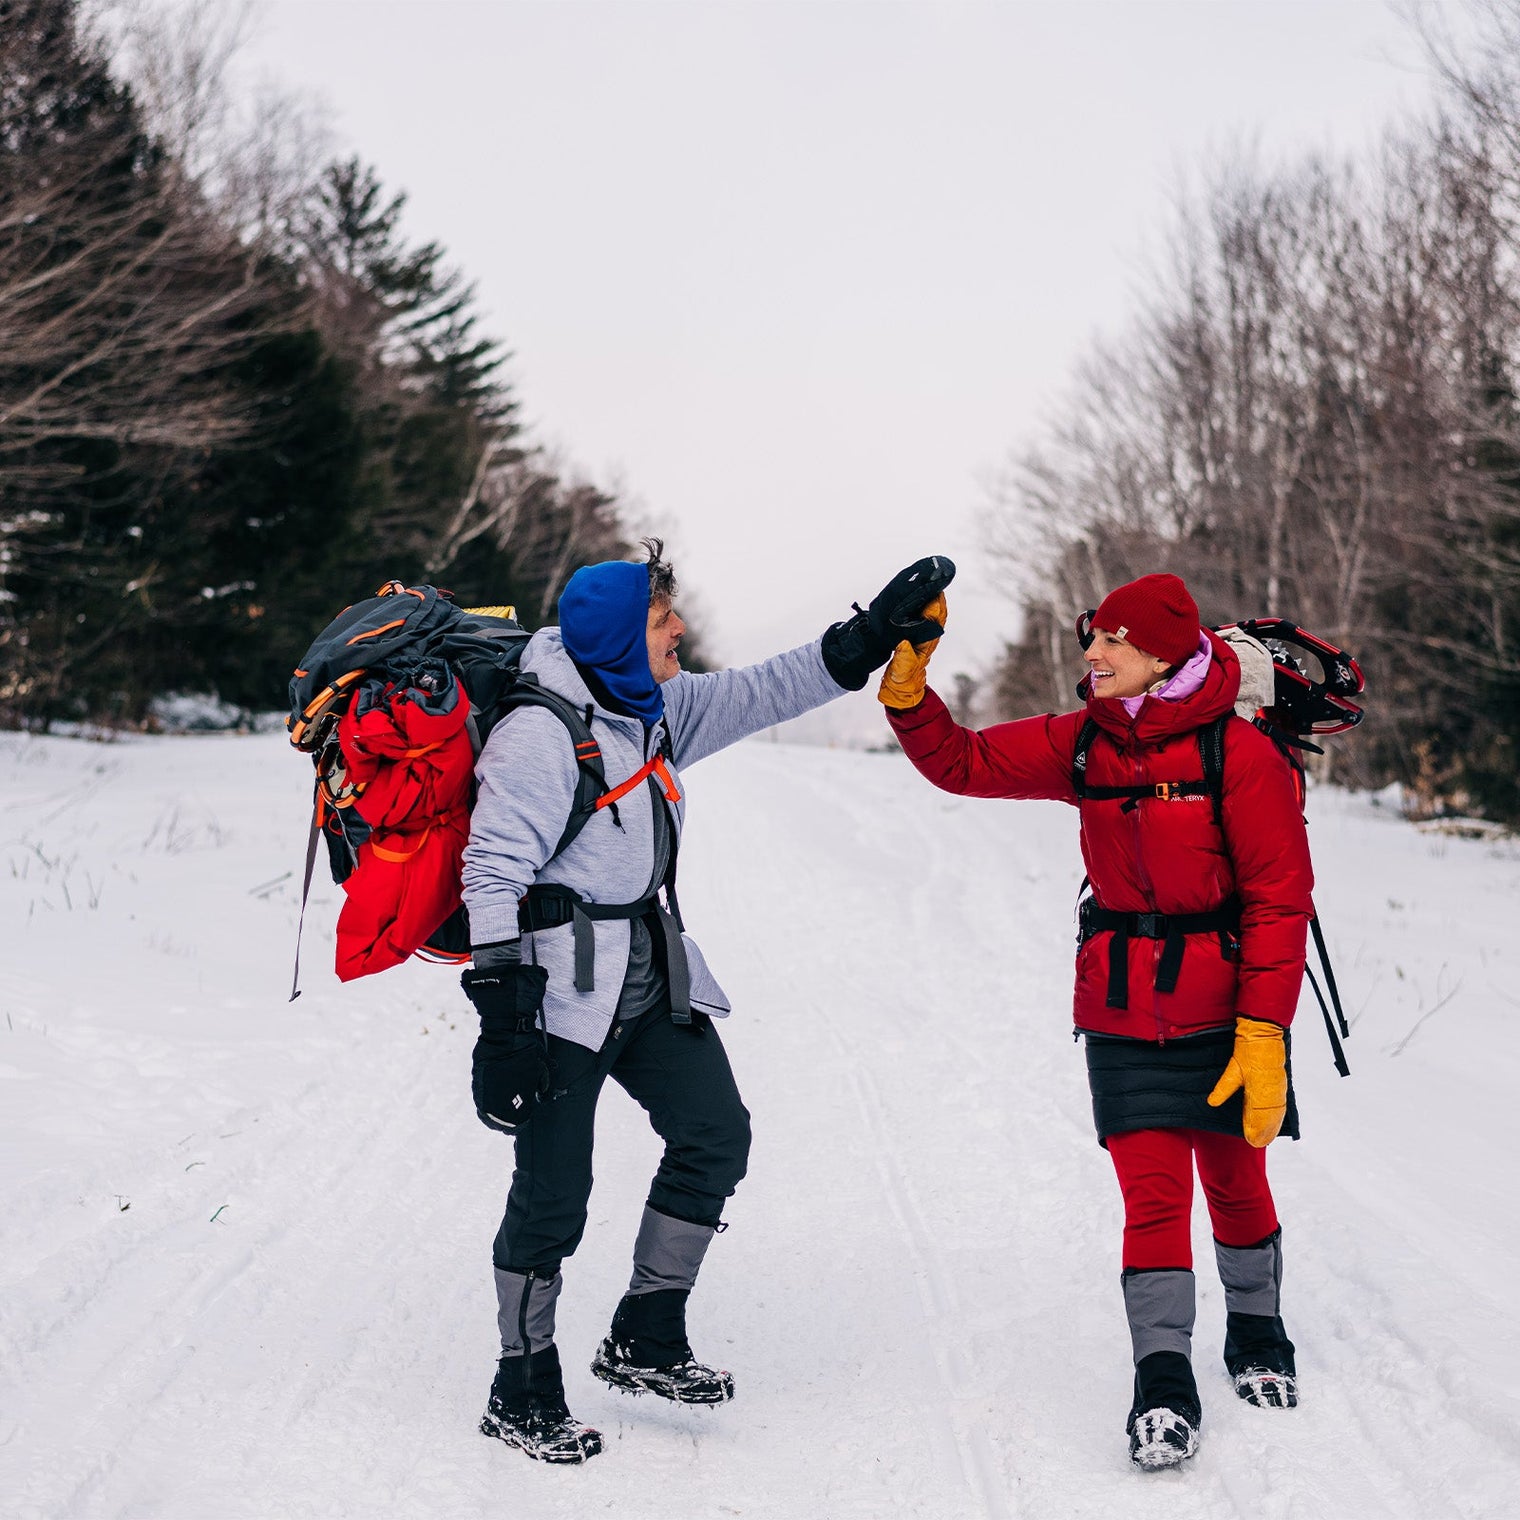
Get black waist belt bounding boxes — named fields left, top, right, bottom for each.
left=1078, top=896, right=1242, bottom=1010
left=519, top=884, right=692, bottom=1025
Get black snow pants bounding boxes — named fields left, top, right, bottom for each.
left=494, top=1002, right=752, bottom=1275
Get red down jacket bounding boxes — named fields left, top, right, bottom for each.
left=332, top=672, right=475, bottom=981
left=887, top=632, right=1313, bottom=1040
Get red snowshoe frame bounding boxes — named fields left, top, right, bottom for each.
left=1228, top=618, right=1365, bottom=745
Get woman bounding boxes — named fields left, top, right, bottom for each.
left=879, top=573, right=1311, bottom=1470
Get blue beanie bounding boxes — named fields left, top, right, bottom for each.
left=558, top=560, right=664, bottom=724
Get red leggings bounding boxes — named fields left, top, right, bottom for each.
left=1107, top=1127, right=1279, bottom=1270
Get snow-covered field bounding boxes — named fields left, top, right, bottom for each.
left=3, top=728, right=1518, bottom=1520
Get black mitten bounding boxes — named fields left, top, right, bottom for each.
left=821, top=555, right=957, bottom=690
left=461, top=963, right=551, bottom=1133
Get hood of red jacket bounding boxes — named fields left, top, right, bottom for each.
left=1078, top=629, right=1242, bottom=745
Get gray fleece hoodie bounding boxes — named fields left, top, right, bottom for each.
left=460, top=627, right=845, bottom=1050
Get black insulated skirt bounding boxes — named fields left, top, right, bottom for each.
left=1083, top=1026, right=1299, bottom=1147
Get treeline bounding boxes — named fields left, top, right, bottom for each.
left=986, top=2, right=1520, bottom=822
left=0, top=0, right=679, bottom=728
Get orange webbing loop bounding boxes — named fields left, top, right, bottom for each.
left=651, top=755, right=681, bottom=802
left=594, top=754, right=683, bottom=812
left=370, top=827, right=430, bottom=864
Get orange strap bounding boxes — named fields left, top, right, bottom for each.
left=652, top=754, right=681, bottom=802
left=595, top=753, right=681, bottom=812
left=346, top=618, right=407, bottom=646
left=370, top=827, right=430, bottom=864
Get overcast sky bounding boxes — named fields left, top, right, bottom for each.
left=240, top=0, right=1435, bottom=735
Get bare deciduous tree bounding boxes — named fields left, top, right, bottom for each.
left=982, top=81, right=1520, bottom=815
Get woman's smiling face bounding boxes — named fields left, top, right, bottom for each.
left=1084, top=627, right=1172, bottom=700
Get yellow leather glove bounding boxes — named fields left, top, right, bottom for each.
left=876, top=594, right=947, bottom=711
left=1207, top=1017, right=1288, bottom=1148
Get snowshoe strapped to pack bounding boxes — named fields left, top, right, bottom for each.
left=1074, top=611, right=1365, bottom=752
left=286, top=581, right=607, bottom=995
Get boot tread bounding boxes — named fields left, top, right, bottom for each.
left=1128, top=1406, right=1200, bottom=1470
left=591, top=1336, right=734, bottom=1405
left=480, top=1401, right=604, bottom=1463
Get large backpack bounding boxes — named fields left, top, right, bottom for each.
left=1069, top=615, right=1366, bottom=1074
left=286, top=581, right=609, bottom=995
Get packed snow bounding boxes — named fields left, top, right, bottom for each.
left=3, top=727, right=1518, bottom=1519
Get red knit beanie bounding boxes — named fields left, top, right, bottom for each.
left=1092, top=573, right=1200, bottom=667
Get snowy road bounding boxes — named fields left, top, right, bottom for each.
left=2, top=730, right=1517, bottom=1519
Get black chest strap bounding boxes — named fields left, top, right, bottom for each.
left=1072, top=714, right=1228, bottom=825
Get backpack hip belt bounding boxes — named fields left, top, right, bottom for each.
left=519, top=883, right=694, bottom=1026
left=1078, top=895, right=1242, bottom=1010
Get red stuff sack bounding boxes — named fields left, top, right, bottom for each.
left=331, top=664, right=475, bottom=981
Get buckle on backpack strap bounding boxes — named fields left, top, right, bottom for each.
left=518, top=887, right=577, bottom=932
left=1153, top=782, right=1176, bottom=800
left=1132, top=913, right=1164, bottom=938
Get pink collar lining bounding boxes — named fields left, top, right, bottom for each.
left=1119, top=632, right=1212, bottom=718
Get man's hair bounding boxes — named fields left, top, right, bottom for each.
left=643, top=537, right=678, bottom=605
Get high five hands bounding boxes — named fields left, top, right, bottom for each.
left=820, top=555, right=956, bottom=695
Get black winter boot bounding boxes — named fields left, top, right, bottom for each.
left=591, top=1289, right=734, bottom=1405
left=1215, top=1230, right=1298, bottom=1409
left=1127, top=1351, right=1202, bottom=1470
left=1224, top=1312, right=1298, bottom=1408
left=480, top=1345, right=603, bottom=1463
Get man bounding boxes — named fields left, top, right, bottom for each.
left=459, top=540, right=954, bottom=1463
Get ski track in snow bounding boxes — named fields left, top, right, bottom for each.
left=2, top=730, right=1519, bottom=1519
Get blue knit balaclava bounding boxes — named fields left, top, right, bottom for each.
left=558, top=560, right=664, bottom=723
